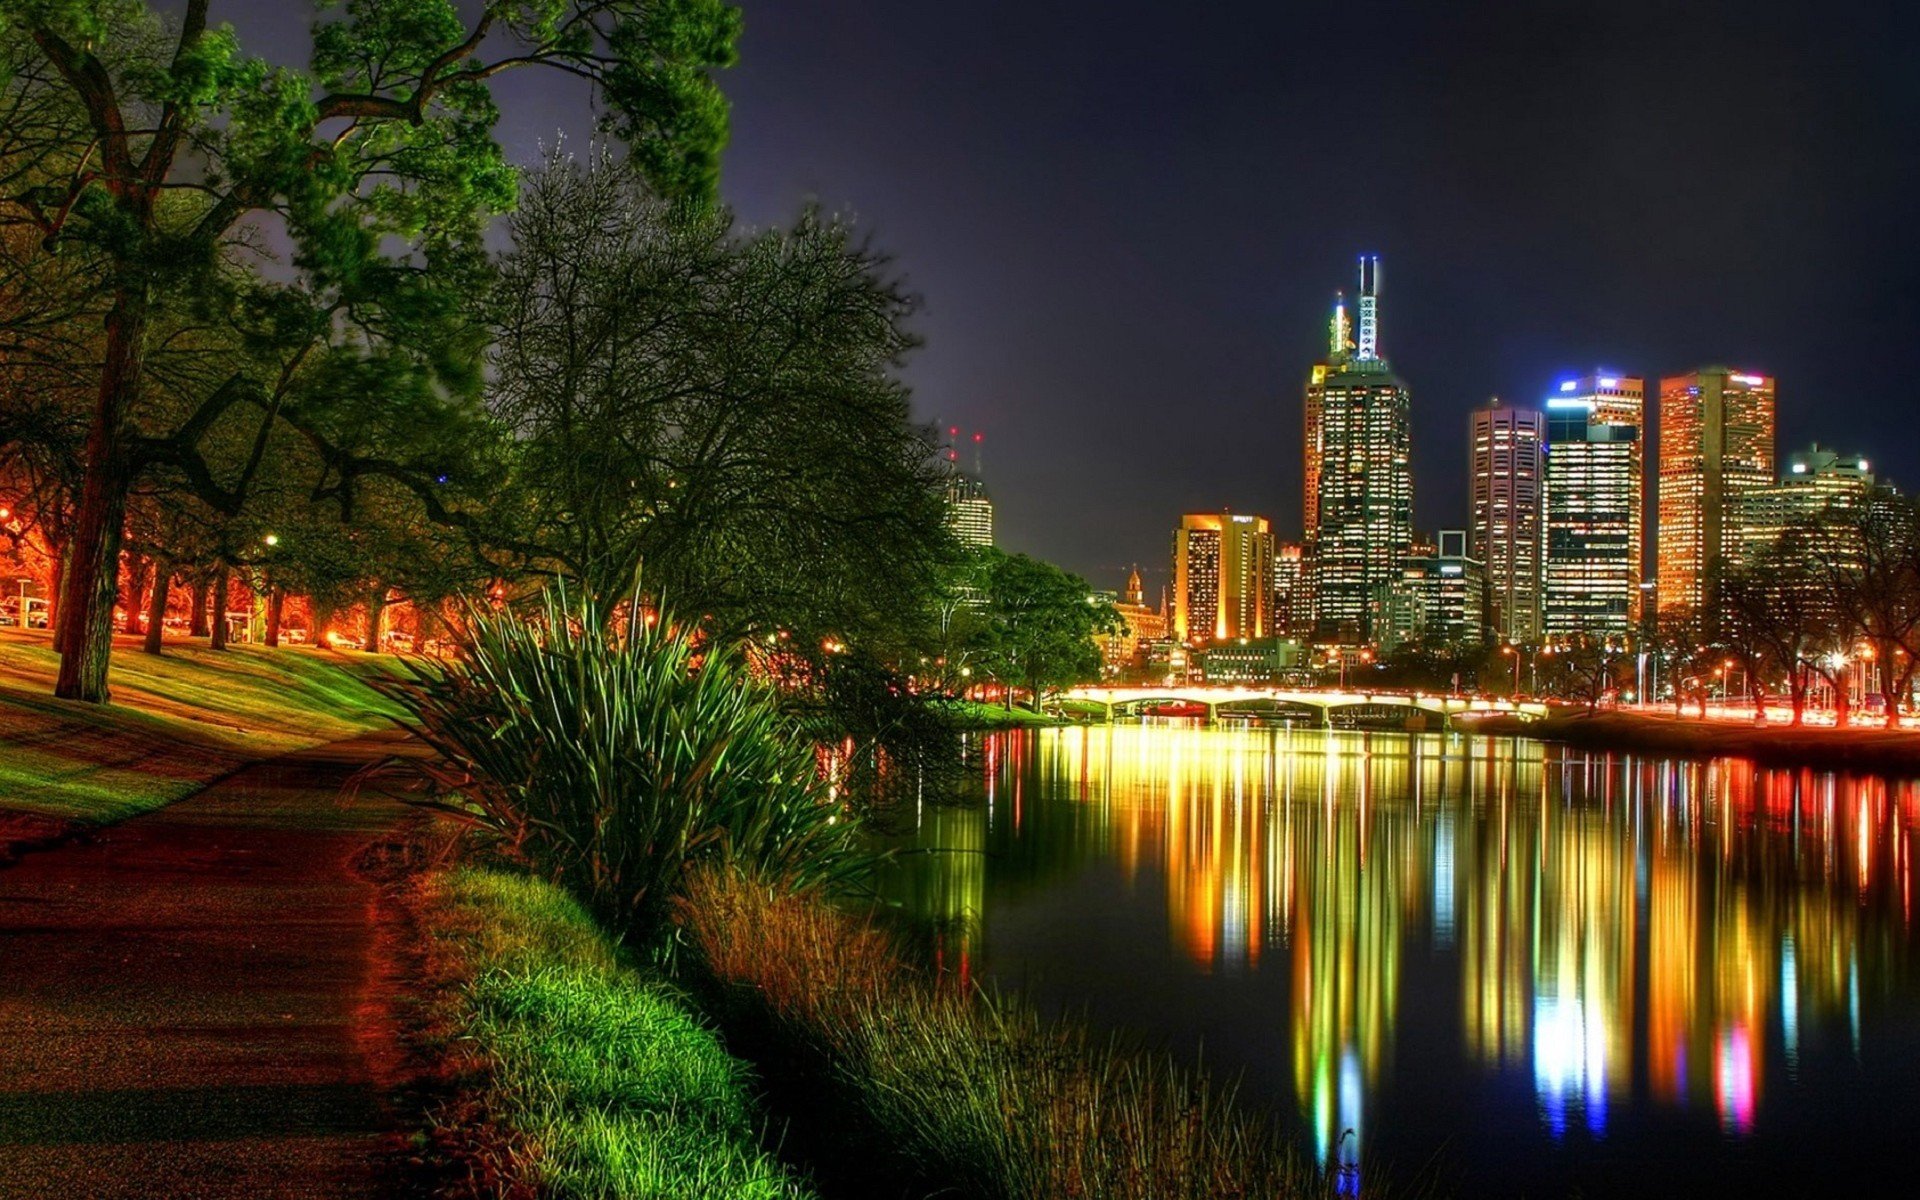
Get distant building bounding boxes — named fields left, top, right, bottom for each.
left=943, top=472, right=994, bottom=549
left=1551, top=373, right=1647, bottom=623
left=1738, top=444, right=1880, bottom=560
left=1378, top=529, right=1486, bottom=650
left=1544, top=401, right=1639, bottom=639
left=1304, top=255, right=1413, bottom=645
left=1656, top=368, right=1775, bottom=627
left=1173, top=512, right=1273, bottom=643
left=1271, top=541, right=1307, bottom=636
left=1469, top=398, right=1546, bottom=642
left=1099, top=566, right=1171, bottom=675
left=1195, top=637, right=1304, bottom=684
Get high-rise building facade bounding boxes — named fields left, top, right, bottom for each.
left=943, top=472, right=994, bottom=548
left=1544, top=401, right=1639, bottom=639
left=1469, top=399, right=1546, bottom=642
left=1173, top=512, right=1273, bottom=643
left=1304, top=256, right=1413, bottom=644
left=1737, top=444, right=1878, bottom=560
left=1378, top=529, right=1488, bottom=650
left=1272, top=541, right=1307, bottom=636
left=1553, top=373, right=1646, bottom=621
left=1656, top=368, right=1776, bottom=625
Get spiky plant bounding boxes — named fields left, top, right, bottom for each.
left=377, top=587, right=872, bottom=943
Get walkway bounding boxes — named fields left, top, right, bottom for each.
left=0, top=734, right=415, bottom=1199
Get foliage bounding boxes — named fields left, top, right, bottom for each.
left=485, top=147, right=949, bottom=650
left=967, top=548, right=1113, bottom=708
left=0, top=0, right=742, bottom=700
left=425, top=866, right=812, bottom=1200
left=372, top=586, right=874, bottom=944
left=677, top=865, right=1343, bottom=1200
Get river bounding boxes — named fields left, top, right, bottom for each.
left=873, top=723, right=1920, bottom=1197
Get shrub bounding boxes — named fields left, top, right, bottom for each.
left=377, top=588, right=871, bottom=943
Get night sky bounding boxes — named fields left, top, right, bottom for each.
left=236, top=1, right=1920, bottom=595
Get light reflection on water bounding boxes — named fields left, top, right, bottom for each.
left=873, top=724, right=1920, bottom=1197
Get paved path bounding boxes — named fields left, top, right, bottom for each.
left=0, top=735, right=416, bottom=1199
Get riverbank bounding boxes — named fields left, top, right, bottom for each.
left=0, top=631, right=401, bottom=860
left=1469, top=708, right=1920, bottom=775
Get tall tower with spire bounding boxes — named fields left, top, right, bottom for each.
left=1302, top=254, right=1413, bottom=644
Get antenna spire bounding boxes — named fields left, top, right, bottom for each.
left=1355, top=254, right=1381, bottom=361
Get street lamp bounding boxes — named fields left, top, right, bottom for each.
left=1502, top=643, right=1520, bottom=696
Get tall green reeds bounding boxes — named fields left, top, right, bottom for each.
left=679, top=866, right=1341, bottom=1200
left=376, top=588, right=870, bottom=943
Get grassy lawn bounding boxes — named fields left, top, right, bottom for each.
left=0, top=630, right=403, bottom=832
left=938, top=698, right=1068, bottom=729
left=418, top=867, right=813, bottom=1200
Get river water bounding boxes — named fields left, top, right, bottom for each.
left=873, top=723, right=1920, bottom=1198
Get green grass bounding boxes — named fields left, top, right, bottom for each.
left=426, top=868, right=814, bottom=1200
left=938, top=698, right=1067, bottom=729
left=0, top=631, right=402, bottom=827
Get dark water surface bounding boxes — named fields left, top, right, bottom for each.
left=873, top=724, right=1920, bottom=1198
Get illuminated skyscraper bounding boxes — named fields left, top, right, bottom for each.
left=1272, top=541, right=1307, bottom=636
left=1173, top=512, right=1273, bottom=643
left=1656, top=369, right=1775, bottom=626
left=1469, top=399, right=1546, bottom=642
left=939, top=426, right=994, bottom=548
left=1304, top=255, right=1413, bottom=644
left=1551, top=374, right=1646, bottom=621
left=1737, top=444, right=1879, bottom=560
left=1544, top=402, right=1638, bottom=638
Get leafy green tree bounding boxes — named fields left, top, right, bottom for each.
left=971, top=549, right=1114, bottom=711
left=0, top=0, right=740, bottom=700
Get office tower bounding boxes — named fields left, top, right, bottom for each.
left=1544, top=399, right=1639, bottom=638
left=1551, top=373, right=1646, bottom=620
left=1272, top=541, right=1306, bottom=636
left=1737, top=444, right=1879, bottom=560
left=1304, top=255, right=1413, bottom=644
left=1173, top=512, right=1273, bottom=643
left=939, top=426, right=994, bottom=548
left=1469, top=398, right=1546, bottom=642
left=943, top=473, right=993, bottom=548
left=1379, top=529, right=1487, bottom=650
left=1656, top=369, right=1776, bottom=626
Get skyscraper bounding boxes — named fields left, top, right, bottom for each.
left=939, top=426, right=994, bottom=548
left=1552, top=373, right=1646, bottom=621
left=1656, top=369, right=1776, bottom=626
left=943, top=472, right=994, bottom=548
left=1173, top=512, right=1273, bottom=643
left=1469, top=398, right=1545, bottom=642
left=1272, top=541, right=1307, bottom=636
left=1544, top=401, right=1638, bottom=638
left=1737, top=444, right=1880, bottom=560
left=1304, top=255, right=1413, bottom=644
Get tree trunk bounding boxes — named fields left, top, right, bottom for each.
left=362, top=586, right=385, bottom=652
left=264, top=587, right=284, bottom=648
left=55, top=288, right=148, bottom=701
left=312, top=598, right=336, bottom=648
left=143, top=569, right=171, bottom=655
left=1790, top=673, right=1806, bottom=726
left=47, top=539, right=67, bottom=652
left=188, top=575, right=210, bottom=637
left=209, top=563, right=230, bottom=651
left=121, top=552, right=149, bottom=635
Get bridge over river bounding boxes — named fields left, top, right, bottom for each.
left=1063, top=685, right=1548, bottom=731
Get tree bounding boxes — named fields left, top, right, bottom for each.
left=1819, top=497, right=1920, bottom=727
left=971, top=549, right=1113, bottom=711
left=1538, top=636, right=1631, bottom=714
left=0, top=0, right=741, bottom=700
left=485, top=148, right=949, bottom=649
left=1722, top=528, right=1847, bottom=725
